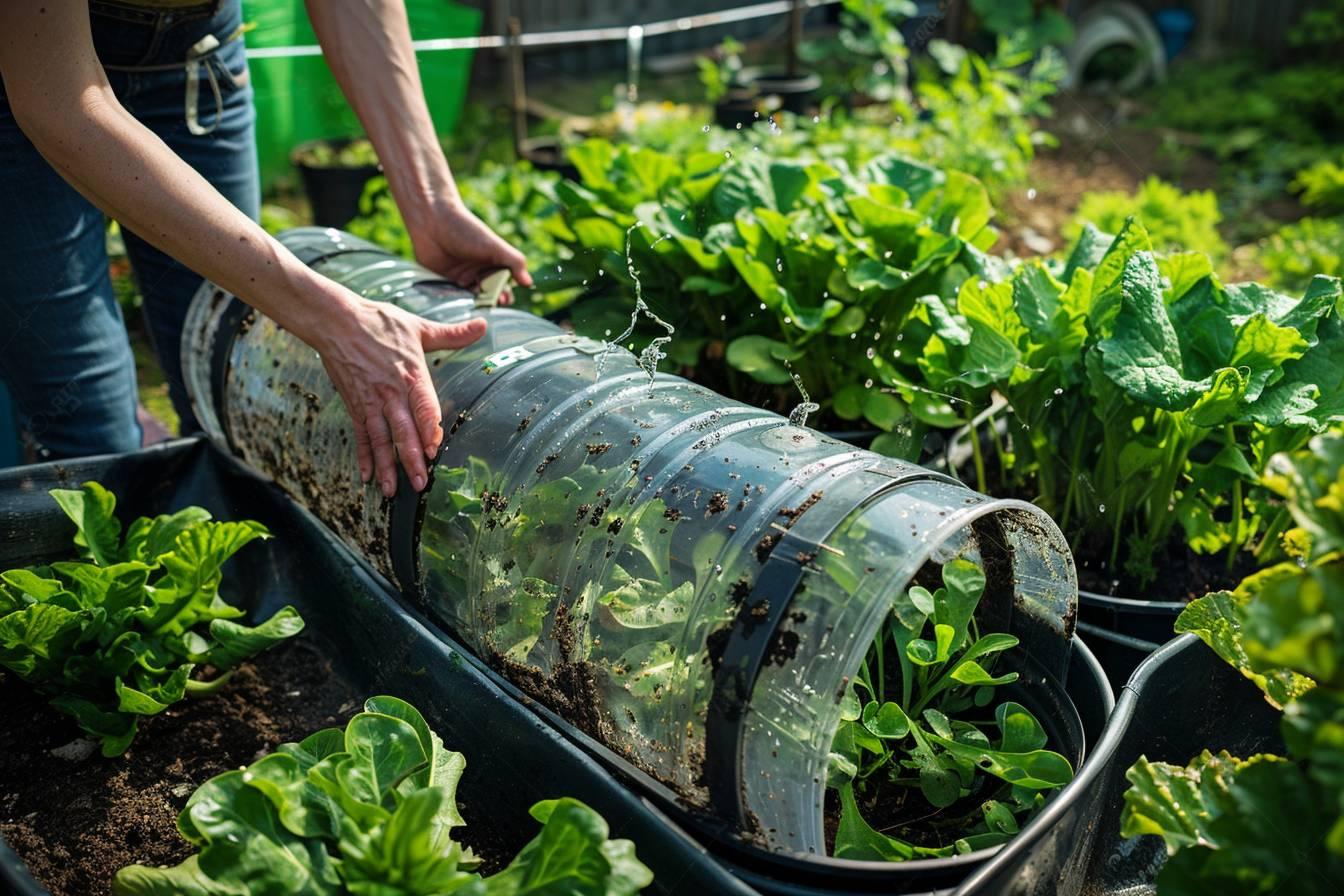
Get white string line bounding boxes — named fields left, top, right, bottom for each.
left=244, top=0, right=841, bottom=59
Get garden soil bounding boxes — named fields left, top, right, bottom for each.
left=0, top=637, right=510, bottom=896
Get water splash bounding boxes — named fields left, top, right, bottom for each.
left=598, top=223, right=676, bottom=383
left=785, top=363, right=819, bottom=428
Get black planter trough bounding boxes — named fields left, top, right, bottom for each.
left=0, top=440, right=757, bottom=896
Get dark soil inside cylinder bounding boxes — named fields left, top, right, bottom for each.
left=1073, top=536, right=1259, bottom=601
left=0, top=637, right=513, bottom=896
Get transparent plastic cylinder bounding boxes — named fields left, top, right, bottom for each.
left=183, top=228, right=1078, bottom=857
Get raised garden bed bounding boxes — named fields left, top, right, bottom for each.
left=0, top=439, right=756, bottom=896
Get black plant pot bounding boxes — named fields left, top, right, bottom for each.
left=518, top=136, right=580, bottom=182
left=955, top=634, right=1284, bottom=895
left=714, top=86, right=762, bottom=130
left=0, top=440, right=756, bottom=896
left=743, top=68, right=822, bottom=115
left=1077, top=590, right=1185, bottom=690
left=291, top=138, right=381, bottom=229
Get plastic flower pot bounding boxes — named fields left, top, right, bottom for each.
left=517, top=135, right=580, bottom=181
left=1076, top=590, right=1185, bottom=690
left=176, top=228, right=1122, bottom=891
left=290, top=137, right=381, bottom=229
left=0, top=439, right=757, bottom=896
left=714, top=86, right=763, bottom=130
left=740, top=67, right=822, bottom=115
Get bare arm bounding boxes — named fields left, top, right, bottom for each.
left=0, top=1, right=473, bottom=496
left=304, top=0, right=532, bottom=289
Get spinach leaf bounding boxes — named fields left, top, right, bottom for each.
left=0, top=482, right=301, bottom=755
left=114, top=698, right=653, bottom=896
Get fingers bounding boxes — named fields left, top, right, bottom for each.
left=353, top=414, right=373, bottom=483
left=423, top=317, right=487, bottom=352
left=409, top=361, right=444, bottom=459
left=507, top=248, right=533, bottom=288
left=364, top=404, right=398, bottom=497
left=383, top=398, right=428, bottom=492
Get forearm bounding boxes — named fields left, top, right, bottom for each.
left=25, top=91, right=352, bottom=345
left=304, top=0, right=458, bottom=233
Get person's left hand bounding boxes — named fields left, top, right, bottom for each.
left=407, top=196, right=532, bottom=301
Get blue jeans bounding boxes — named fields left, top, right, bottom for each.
left=0, top=0, right=258, bottom=460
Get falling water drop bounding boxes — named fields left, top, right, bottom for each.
left=865, top=347, right=876, bottom=360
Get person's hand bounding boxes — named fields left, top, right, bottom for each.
left=310, top=290, right=487, bottom=497
left=406, top=195, right=533, bottom=299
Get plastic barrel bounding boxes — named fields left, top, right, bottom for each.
left=181, top=229, right=1105, bottom=878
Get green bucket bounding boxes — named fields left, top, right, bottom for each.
left=243, top=0, right=481, bottom=190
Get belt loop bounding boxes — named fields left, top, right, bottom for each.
left=185, top=34, right=222, bottom=136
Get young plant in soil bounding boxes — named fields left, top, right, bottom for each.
left=0, top=482, right=303, bottom=755
left=827, top=558, right=1074, bottom=860
left=113, top=696, right=654, bottom=896
left=912, top=218, right=1344, bottom=596
left=1119, top=432, right=1344, bottom=893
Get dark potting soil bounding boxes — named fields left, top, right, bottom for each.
left=1073, top=536, right=1259, bottom=601
left=0, top=638, right=512, bottom=896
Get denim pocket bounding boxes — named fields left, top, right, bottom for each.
left=208, top=38, right=250, bottom=94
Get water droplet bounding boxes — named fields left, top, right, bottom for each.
left=1027, top=188, right=1038, bottom=200
left=702, top=124, right=711, bottom=132
left=865, top=347, right=876, bottom=359
left=864, top=378, right=873, bottom=388
left=719, top=314, right=727, bottom=321
left=724, top=150, right=733, bottom=159
left=892, top=349, right=901, bottom=358
left=850, top=333, right=857, bottom=340
left=735, top=122, right=743, bottom=130
left=812, top=115, right=820, bottom=123
left=605, top=329, right=612, bottom=336
left=1099, top=504, right=1107, bottom=513
left=1053, top=387, right=1063, bottom=395
left=759, top=303, right=767, bottom=310
left=775, top=258, right=783, bottom=272
left=784, top=317, right=792, bottom=324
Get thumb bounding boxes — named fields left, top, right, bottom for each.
left=505, top=245, right=533, bottom=288
left=423, top=317, right=488, bottom=352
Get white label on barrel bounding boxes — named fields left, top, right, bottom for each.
left=482, top=346, right=534, bottom=374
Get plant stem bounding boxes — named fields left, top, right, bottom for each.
left=185, top=670, right=235, bottom=697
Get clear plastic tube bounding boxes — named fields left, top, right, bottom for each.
left=183, top=227, right=1079, bottom=857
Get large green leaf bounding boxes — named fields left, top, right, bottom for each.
left=51, top=481, right=122, bottom=566
left=1098, top=251, right=1208, bottom=410
left=1175, top=592, right=1313, bottom=708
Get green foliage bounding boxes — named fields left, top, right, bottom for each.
left=1120, top=433, right=1344, bottom=893
left=1261, top=216, right=1344, bottom=293
left=1142, top=55, right=1344, bottom=199
left=1292, top=157, right=1344, bottom=214
left=695, top=37, right=744, bottom=104
left=293, top=138, right=379, bottom=169
left=828, top=559, right=1073, bottom=859
left=914, top=219, right=1344, bottom=590
left=547, top=139, right=1000, bottom=450
left=113, top=696, right=653, bottom=895
left=0, top=482, right=302, bottom=755
left=968, top=0, right=1074, bottom=54
left=1068, top=177, right=1227, bottom=258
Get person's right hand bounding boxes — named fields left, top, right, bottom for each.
left=309, top=291, right=487, bottom=497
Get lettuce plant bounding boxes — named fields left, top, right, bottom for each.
left=828, top=559, right=1073, bottom=860
left=0, top=482, right=303, bottom=755
left=1067, top=177, right=1228, bottom=258
left=1119, top=434, right=1344, bottom=894
left=912, top=219, right=1344, bottom=591
left=114, top=696, right=653, bottom=896
left=548, top=138, right=1001, bottom=452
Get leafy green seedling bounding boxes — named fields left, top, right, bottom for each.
left=0, top=481, right=302, bottom=755
left=828, top=558, right=1073, bottom=860
left=113, top=696, right=654, bottom=896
